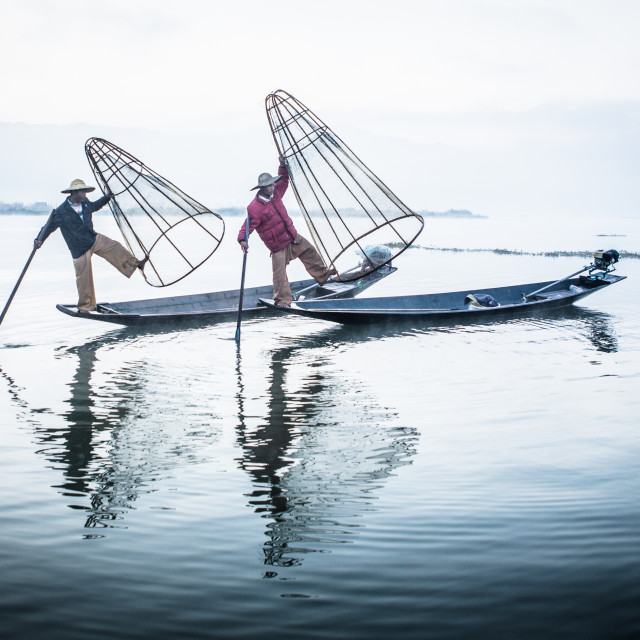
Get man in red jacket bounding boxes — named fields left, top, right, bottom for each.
left=238, top=157, right=336, bottom=307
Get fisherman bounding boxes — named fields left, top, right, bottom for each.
left=238, top=156, right=337, bottom=307
left=34, top=179, right=148, bottom=313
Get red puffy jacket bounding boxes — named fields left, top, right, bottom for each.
left=237, top=166, right=297, bottom=254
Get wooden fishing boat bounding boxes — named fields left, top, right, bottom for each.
left=259, top=271, right=626, bottom=326
left=51, top=91, right=420, bottom=332
left=55, top=265, right=396, bottom=326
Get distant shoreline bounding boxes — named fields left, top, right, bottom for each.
left=417, top=209, right=487, bottom=219
left=216, top=207, right=487, bottom=218
left=0, top=210, right=54, bottom=215
left=0, top=207, right=487, bottom=219
left=0, top=201, right=52, bottom=214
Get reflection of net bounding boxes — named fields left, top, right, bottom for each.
left=85, top=138, right=224, bottom=287
left=266, top=90, right=423, bottom=280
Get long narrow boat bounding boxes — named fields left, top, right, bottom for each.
left=259, top=272, right=626, bottom=325
left=56, top=265, right=396, bottom=326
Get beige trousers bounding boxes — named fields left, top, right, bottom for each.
left=271, top=234, right=332, bottom=306
left=73, top=233, right=139, bottom=311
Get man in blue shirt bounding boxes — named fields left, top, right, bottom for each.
left=35, top=179, right=148, bottom=313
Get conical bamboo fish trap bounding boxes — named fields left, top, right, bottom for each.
left=85, top=138, right=225, bottom=287
left=265, top=90, right=423, bottom=280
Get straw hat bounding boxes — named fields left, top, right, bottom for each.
left=250, top=172, right=282, bottom=191
left=61, top=179, right=95, bottom=194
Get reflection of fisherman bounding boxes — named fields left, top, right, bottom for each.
left=59, top=342, right=102, bottom=499
left=34, top=179, right=149, bottom=313
left=238, top=157, right=337, bottom=307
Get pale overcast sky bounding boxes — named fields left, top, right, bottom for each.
left=2, top=0, right=639, bottom=132
left=1, top=0, right=639, bottom=215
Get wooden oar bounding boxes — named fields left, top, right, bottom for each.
left=0, top=210, right=55, bottom=327
left=234, top=213, right=250, bottom=343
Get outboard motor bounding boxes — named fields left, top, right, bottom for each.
left=578, top=249, right=621, bottom=288
left=592, top=249, right=619, bottom=271
left=523, top=249, right=622, bottom=302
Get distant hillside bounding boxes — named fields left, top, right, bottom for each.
left=2, top=102, right=639, bottom=218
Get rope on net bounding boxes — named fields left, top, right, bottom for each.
left=85, top=138, right=225, bottom=287
left=265, top=90, right=424, bottom=281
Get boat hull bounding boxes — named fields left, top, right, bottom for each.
left=259, top=274, right=626, bottom=325
left=55, top=266, right=396, bottom=326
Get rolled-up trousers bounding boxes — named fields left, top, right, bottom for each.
left=271, top=234, right=332, bottom=306
left=73, top=233, right=139, bottom=311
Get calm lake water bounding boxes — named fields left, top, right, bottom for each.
left=1, top=213, right=639, bottom=639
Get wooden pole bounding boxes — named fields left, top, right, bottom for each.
left=0, top=210, right=55, bottom=327
left=234, top=213, right=250, bottom=343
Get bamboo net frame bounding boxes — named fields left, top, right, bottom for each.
left=85, top=138, right=225, bottom=287
left=265, top=90, right=423, bottom=281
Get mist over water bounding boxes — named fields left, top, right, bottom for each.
left=1, top=213, right=639, bottom=639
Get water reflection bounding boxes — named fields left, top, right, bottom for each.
left=232, top=306, right=619, bottom=572
left=568, top=307, right=619, bottom=353
left=6, top=330, right=222, bottom=534
left=51, top=342, right=129, bottom=502
left=235, top=335, right=419, bottom=572
left=26, top=337, right=147, bottom=531
left=0, top=365, right=31, bottom=415
left=322, top=305, right=620, bottom=353
left=0, top=303, right=619, bottom=542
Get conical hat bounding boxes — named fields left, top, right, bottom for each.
left=61, top=179, right=95, bottom=194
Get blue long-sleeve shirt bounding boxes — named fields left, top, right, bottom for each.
left=39, top=195, right=111, bottom=259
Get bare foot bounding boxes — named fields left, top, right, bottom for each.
left=138, top=255, right=149, bottom=271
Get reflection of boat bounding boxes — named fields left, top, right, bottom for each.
left=56, top=265, right=396, bottom=326
left=235, top=331, right=418, bottom=570
left=260, top=272, right=626, bottom=325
